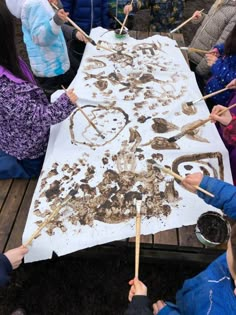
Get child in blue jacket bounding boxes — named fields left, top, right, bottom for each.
left=205, top=24, right=236, bottom=107
left=124, top=174, right=236, bottom=315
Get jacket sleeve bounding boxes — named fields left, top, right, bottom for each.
left=60, top=0, right=73, bottom=13
left=0, top=254, right=12, bottom=287
left=25, top=3, right=62, bottom=46
left=101, top=0, right=110, bottom=29
left=222, top=116, right=236, bottom=146
left=157, top=304, right=181, bottom=315
left=213, top=43, right=224, bottom=55
left=124, top=296, right=153, bottom=315
left=197, top=176, right=236, bottom=219
left=210, top=56, right=236, bottom=84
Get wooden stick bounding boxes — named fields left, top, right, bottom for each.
left=24, top=195, right=72, bottom=247
left=135, top=199, right=142, bottom=279
left=180, top=47, right=215, bottom=54
left=112, top=15, right=128, bottom=30
left=119, top=0, right=134, bottom=34
left=186, top=87, right=229, bottom=106
left=62, top=86, right=105, bottom=139
left=170, top=9, right=204, bottom=33
left=168, top=103, right=236, bottom=143
left=156, top=164, right=214, bottom=198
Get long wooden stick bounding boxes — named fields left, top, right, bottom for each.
left=187, top=87, right=229, bottom=106
left=51, top=3, right=116, bottom=53
left=112, top=15, right=128, bottom=30
left=168, top=103, right=236, bottom=143
left=120, top=0, right=134, bottom=34
left=62, top=86, right=105, bottom=139
left=135, top=199, right=142, bottom=279
left=156, top=164, right=214, bottom=197
left=170, top=9, right=204, bottom=34
left=24, top=195, right=72, bottom=247
left=180, top=47, right=215, bottom=54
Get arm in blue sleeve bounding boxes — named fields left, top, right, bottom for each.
left=0, top=253, right=12, bottom=287
left=157, top=303, right=181, bottom=315
left=213, top=43, right=224, bottom=55
left=210, top=57, right=236, bottom=84
left=198, top=176, right=236, bottom=219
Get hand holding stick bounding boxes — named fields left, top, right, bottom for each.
left=170, top=9, right=204, bottom=33
left=156, top=163, right=214, bottom=198
left=62, top=86, right=105, bottom=139
left=119, top=0, right=134, bottom=34
left=168, top=103, right=236, bottom=143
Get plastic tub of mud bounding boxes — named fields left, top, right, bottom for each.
left=114, top=29, right=128, bottom=39
left=195, top=211, right=231, bottom=247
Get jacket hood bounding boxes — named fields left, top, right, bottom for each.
left=6, top=0, right=26, bottom=18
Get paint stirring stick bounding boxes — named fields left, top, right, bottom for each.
left=112, top=15, right=128, bottom=31
left=135, top=197, right=142, bottom=279
left=168, top=103, right=236, bottom=143
left=170, top=9, right=204, bottom=34
left=62, top=86, right=105, bottom=139
left=156, top=163, right=214, bottom=198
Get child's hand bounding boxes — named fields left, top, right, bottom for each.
left=128, top=278, right=147, bottom=302
left=66, top=88, right=78, bottom=104
left=192, top=10, right=202, bottom=20
left=153, top=300, right=167, bottom=314
left=57, top=9, right=69, bottom=23
left=4, top=246, right=28, bottom=270
left=181, top=172, right=203, bottom=193
left=124, top=4, right=133, bottom=15
left=75, top=31, right=89, bottom=43
left=206, top=53, right=218, bottom=66
left=227, top=79, right=236, bottom=89
left=209, top=48, right=220, bottom=57
left=210, top=105, right=232, bottom=126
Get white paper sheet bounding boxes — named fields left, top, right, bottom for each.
left=23, top=28, right=232, bottom=262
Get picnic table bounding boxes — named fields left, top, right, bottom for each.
left=0, top=31, right=227, bottom=263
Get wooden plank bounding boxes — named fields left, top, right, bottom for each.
left=153, top=229, right=178, bottom=246
left=178, top=225, right=203, bottom=248
left=6, top=179, right=37, bottom=251
left=129, top=234, right=153, bottom=244
left=0, top=179, right=13, bottom=212
left=0, top=179, right=29, bottom=252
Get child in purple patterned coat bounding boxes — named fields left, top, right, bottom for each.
left=0, top=3, right=77, bottom=179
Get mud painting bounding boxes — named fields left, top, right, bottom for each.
left=23, top=28, right=233, bottom=263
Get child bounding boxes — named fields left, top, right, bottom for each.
left=0, top=246, right=28, bottom=315
left=6, top=0, right=86, bottom=96
left=61, top=0, right=110, bottom=35
left=205, top=24, right=236, bottom=107
left=125, top=173, right=236, bottom=315
left=108, top=1, right=140, bottom=30
left=210, top=98, right=236, bottom=184
left=0, top=3, right=78, bottom=178
left=189, top=1, right=236, bottom=79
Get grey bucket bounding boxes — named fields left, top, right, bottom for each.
left=195, top=211, right=231, bottom=247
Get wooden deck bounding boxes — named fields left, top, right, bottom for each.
left=0, top=31, right=226, bottom=263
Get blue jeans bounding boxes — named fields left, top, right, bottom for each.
left=0, top=149, right=44, bottom=179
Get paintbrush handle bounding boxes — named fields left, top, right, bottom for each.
left=170, top=9, right=204, bottom=33
left=201, top=87, right=229, bottom=102
left=120, top=0, right=134, bottom=34
left=188, top=48, right=213, bottom=54
left=24, top=196, right=72, bottom=247
left=135, top=213, right=141, bottom=279
left=62, top=86, right=105, bottom=139
left=169, top=103, right=236, bottom=142
left=160, top=167, right=214, bottom=198
left=51, top=3, right=96, bottom=45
